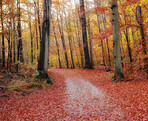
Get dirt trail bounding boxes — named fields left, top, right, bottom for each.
left=64, top=78, right=125, bottom=120
left=49, top=69, right=126, bottom=120
left=0, top=69, right=147, bottom=120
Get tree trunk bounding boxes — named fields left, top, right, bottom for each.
left=111, top=0, right=124, bottom=81
left=53, top=25, right=62, bottom=68
left=28, top=9, right=34, bottom=63
left=97, top=14, right=105, bottom=66
left=102, top=13, right=111, bottom=68
left=120, top=34, right=124, bottom=68
left=87, top=15, right=94, bottom=65
left=65, top=19, right=75, bottom=68
left=123, top=29, right=133, bottom=63
left=85, top=1, right=93, bottom=65
left=123, top=13, right=133, bottom=63
left=33, top=0, right=42, bottom=42
left=37, top=0, right=51, bottom=83
left=76, top=18, right=84, bottom=68
left=72, top=37, right=80, bottom=68
left=17, top=0, right=23, bottom=63
left=68, top=35, right=75, bottom=68
left=35, top=13, right=39, bottom=50
left=0, top=0, right=5, bottom=67
left=12, top=17, right=16, bottom=63
left=57, top=13, right=69, bottom=69
left=79, top=0, right=93, bottom=69
left=136, top=5, right=148, bottom=78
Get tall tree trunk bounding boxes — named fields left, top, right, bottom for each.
left=35, top=13, right=39, bottom=50
left=94, top=0, right=106, bottom=66
left=124, top=13, right=133, bottom=63
left=28, top=9, right=34, bottom=63
left=79, top=0, right=93, bottom=69
left=120, top=33, right=125, bottom=68
left=0, top=0, right=5, bottom=67
left=13, top=17, right=16, bottom=63
left=38, top=0, right=51, bottom=83
left=111, top=0, right=124, bottom=81
left=65, top=18, right=75, bottom=68
left=87, top=15, right=93, bottom=65
left=97, top=14, right=105, bottom=66
left=76, top=32, right=84, bottom=68
left=72, top=37, right=80, bottom=68
left=136, top=4, right=148, bottom=78
left=57, top=13, right=69, bottom=69
left=76, top=18, right=84, bottom=68
left=101, top=40, right=105, bottom=66
left=85, top=1, right=93, bottom=65
left=7, top=27, right=12, bottom=71
left=53, top=25, right=62, bottom=68
left=34, top=0, right=42, bottom=42
left=102, top=13, right=111, bottom=68
left=123, top=29, right=133, bottom=63
left=17, top=0, right=23, bottom=62
left=68, top=35, right=75, bottom=68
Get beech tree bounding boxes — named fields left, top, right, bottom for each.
left=37, top=0, right=51, bottom=82
left=136, top=2, right=148, bottom=78
left=0, top=0, right=5, bottom=67
left=17, top=0, right=23, bottom=62
left=0, top=0, right=147, bottom=79
left=111, top=0, right=124, bottom=81
left=53, top=23, right=62, bottom=68
left=79, top=0, right=93, bottom=69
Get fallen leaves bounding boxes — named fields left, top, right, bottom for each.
left=0, top=69, right=148, bottom=120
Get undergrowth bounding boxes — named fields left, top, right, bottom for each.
left=0, top=65, right=54, bottom=94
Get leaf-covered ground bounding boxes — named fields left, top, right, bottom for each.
left=0, top=69, right=148, bottom=120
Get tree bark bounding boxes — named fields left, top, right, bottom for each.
left=79, top=0, right=93, bottom=69
left=12, top=17, right=16, bottom=63
left=53, top=25, right=62, bottom=68
left=28, top=8, right=34, bottom=63
left=17, top=0, right=23, bottom=63
left=123, top=12, right=133, bottom=63
left=111, top=0, right=124, bottom=81
left=72, top=37, right=80, bottom=68
left=136, top=5, right=148, bottom=78
left=35, top=11, right=39, bottom=50
left=102, top=13, right=111, bottom=68
left=97, top=14, right=105, bottom=66
left=87, top=15, right=94, bottom=65
left=65, top=17, right=75, bottom=68
left=57, top=13, right=69, bottom=69
left=37, top=0, right=51, bottom=83
left=0, top=0, right=5, bottom=67
left=76, top=17, right=84, bottom=68
left=34, top=0, right=42, bottom=42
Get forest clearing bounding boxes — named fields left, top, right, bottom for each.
left=0, top=0, right=148, bottom=120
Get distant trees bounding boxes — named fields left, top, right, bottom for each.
left=0, top=0, right=147, bottom=79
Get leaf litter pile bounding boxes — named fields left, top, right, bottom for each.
left=0, top=69, right=148, bottom=120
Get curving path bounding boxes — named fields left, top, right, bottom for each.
left=0, top=69, right=147, bottom=120
left=53, top=69, right=125, bottom=120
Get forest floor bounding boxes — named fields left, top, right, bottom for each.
left=0, top=68, right=148, bottom=120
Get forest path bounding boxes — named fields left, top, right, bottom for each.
left=0, top=69, right=147, bottom=120
left=55, top=69, right=125, bottom=120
